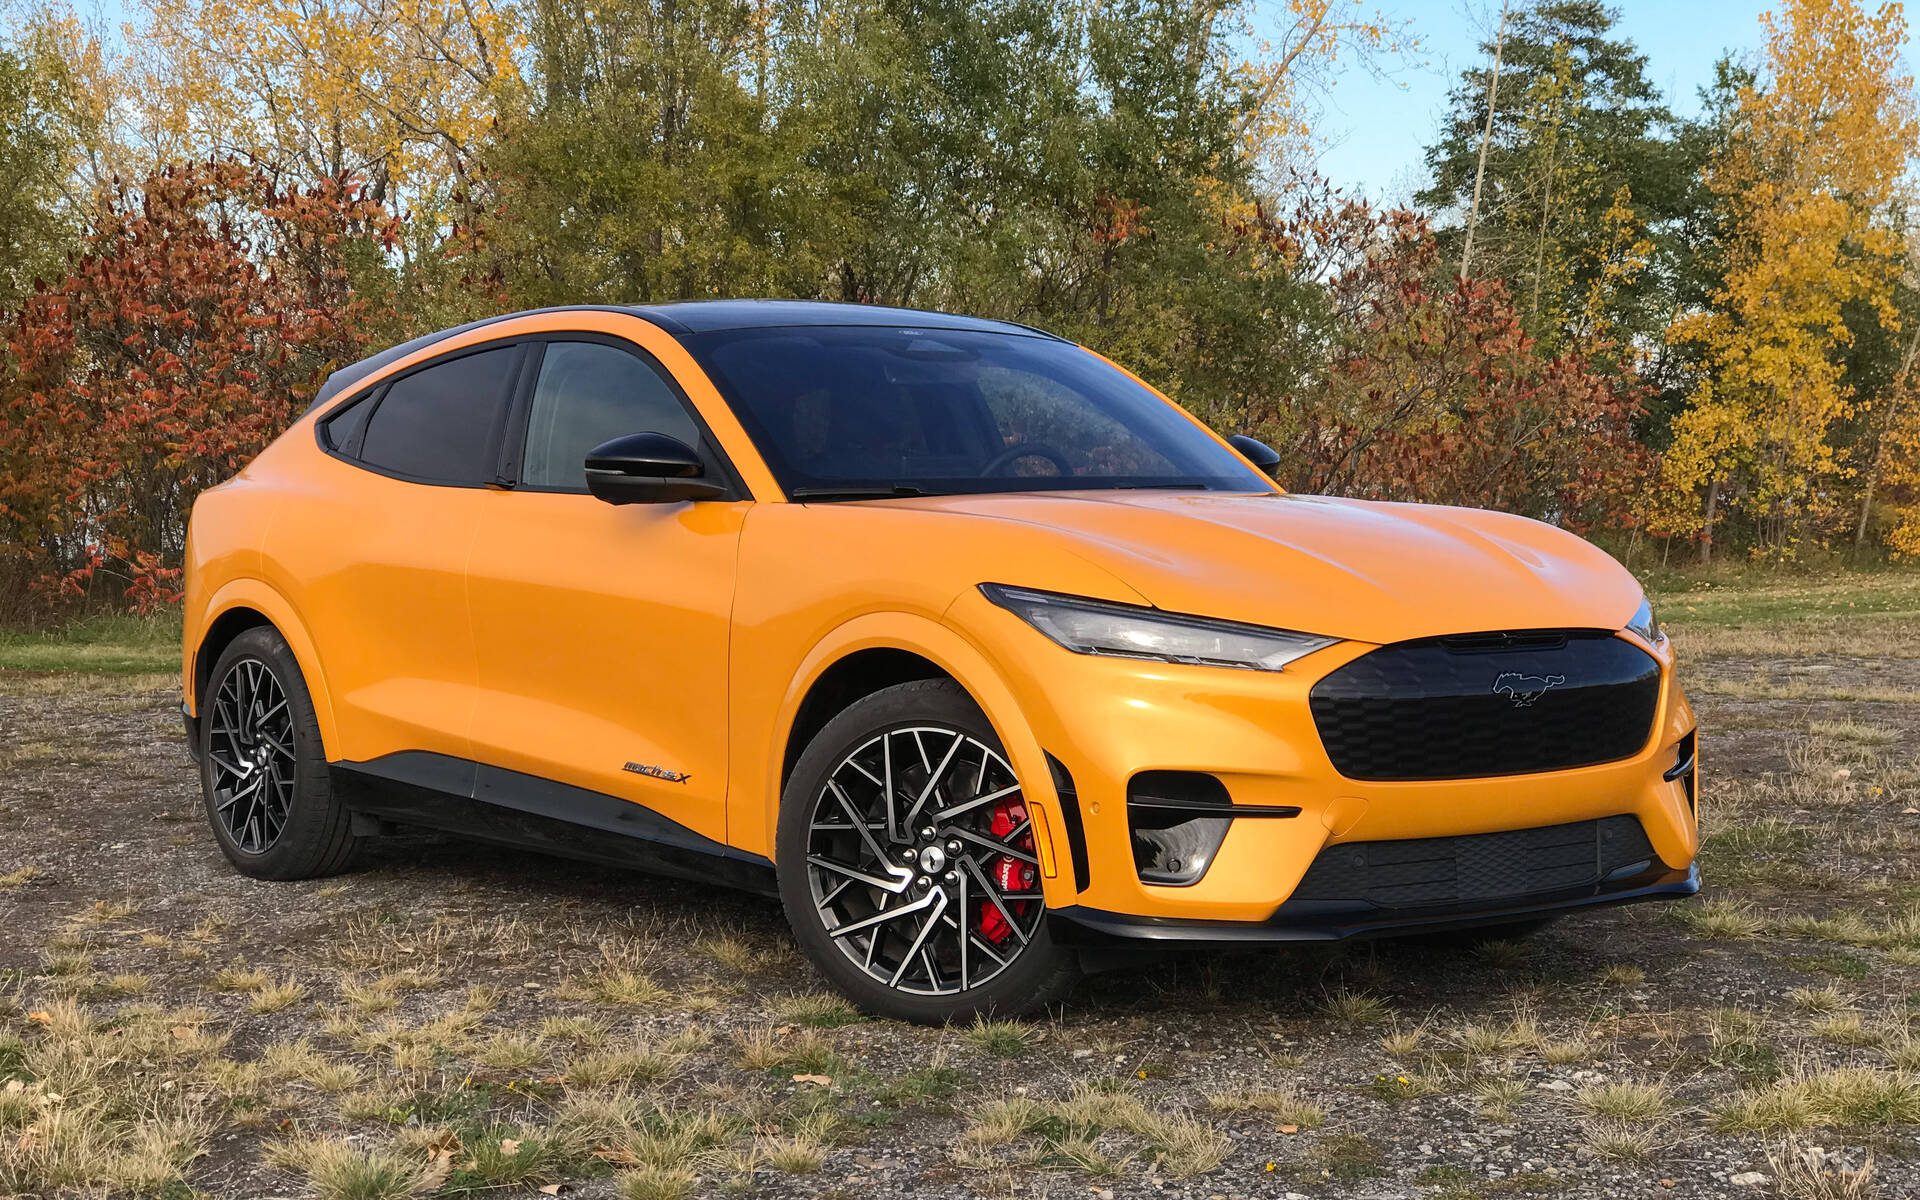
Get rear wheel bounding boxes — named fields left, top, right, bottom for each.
left=776, top=679, right=1078, bottom=1023
left=199, top=626, right=358, bottom=880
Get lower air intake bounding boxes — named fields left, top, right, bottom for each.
left=1289, top=816, right=1656, bottom=910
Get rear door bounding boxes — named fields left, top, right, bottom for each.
left=464, top=336, right=747, bottom=847
left=275, top=342, right=526, bottom=766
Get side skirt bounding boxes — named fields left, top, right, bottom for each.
left=330, top=751, right=777, bottom=898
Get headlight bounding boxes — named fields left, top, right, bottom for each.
left=1626, top=595, right=1663, bottom=644
left=980, top=584, right=1336, bottom=672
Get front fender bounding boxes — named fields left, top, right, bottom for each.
left=758, top=609, right=1075, bottom=907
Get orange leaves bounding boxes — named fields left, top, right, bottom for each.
left=0, top=161, right=395, bottom=614
left=1217, top=194, right=1652, bottom=532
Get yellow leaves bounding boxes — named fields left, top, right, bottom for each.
left=1665, top=0, right=1914, bottom=540
left=126, top=0, right=524, bottom=219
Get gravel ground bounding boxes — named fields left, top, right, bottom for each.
left=1, top=640, right=1916, bottom=1199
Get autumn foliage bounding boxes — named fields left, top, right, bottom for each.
left=0, top=163, right=395, bottom=613
left=0, top=0, right=1916, bottom=616
left=1237, top=203, right=1652, bottom=532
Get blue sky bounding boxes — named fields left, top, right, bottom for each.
left=1301, top=0, right=1915, bottom=205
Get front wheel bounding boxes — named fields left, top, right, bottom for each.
left=199, top=626, right=358, bottom=880
left=776, top=679, right=1079, bottom=1023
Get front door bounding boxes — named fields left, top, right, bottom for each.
left=465, top=337, right=746, bottom=846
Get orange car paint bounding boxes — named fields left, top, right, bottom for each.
left=183, top=307, right=1697, bottom=925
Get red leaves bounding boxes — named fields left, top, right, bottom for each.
left=1217, top=193, right=1654, bottom=531
left=0, top=161, right=397, bottom=615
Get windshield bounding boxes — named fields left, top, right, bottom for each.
left=681, top=326, right=1270, bottom=498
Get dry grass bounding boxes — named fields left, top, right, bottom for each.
left=247, top=976, right=306, bottom=1013
left=1714, top=1066, right=1920, bottom=1132
left=958, top=1084, right=1230, bottom=1178
left=1768, top=1140, right=1880, bottom=1200
left=0, top=999, right=222, bottom=1196
left=1673, top=898, right=1765, bottom=939
left=0, top=865, right=40, bottom=889
left=1202, top=1085, right=1326, bottom=1129
left=1574, top=1080, right=1669, bottom=1120
left=264, top=1135, right=428, bottom=1200
left=1321, top=988, right=1391, bottom=1026
left=7, top=581, right=1920, bottom=1198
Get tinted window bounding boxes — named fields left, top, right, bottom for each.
left=521, top=341, right=701, bottom=489
left=320, top=392, right=373, bottom=454
left=359, top=347, right=518, bottom=483
left=683, top=327, right=1267, bottom=497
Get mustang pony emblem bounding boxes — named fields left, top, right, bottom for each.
left=1491, top=673, right=1567, bottom=707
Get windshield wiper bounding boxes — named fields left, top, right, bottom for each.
left=788, top=484, right=928, bottom=502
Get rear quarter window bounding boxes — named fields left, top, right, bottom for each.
left=356, top=346, right=520, bottom=484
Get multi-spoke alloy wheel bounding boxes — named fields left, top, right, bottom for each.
left=198, top=626, right=358, bottom=880
left=807, top=726, right=1044, bottom=995
left=207, top=658, right=296, bottom=853
left=778, top=679, right=1078, bottom=1022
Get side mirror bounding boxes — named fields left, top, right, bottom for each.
left=583, top=432, right=728, bottom=505
left=1227, top=434, right=1283, bottom=480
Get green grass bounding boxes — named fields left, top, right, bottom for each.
left=0, top=612, right=180, bottom=674
left=1651, top=569, right=1920, bottom=627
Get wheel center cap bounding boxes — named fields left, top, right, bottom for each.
left=917, top=845, right=946, bottom=874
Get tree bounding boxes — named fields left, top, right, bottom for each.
left=1662, top=0, right=1916, bottom=560
left=127, top=0, right=520, bottom=222
left=482, top=0, right=813, bottom=305
left=0, top=9, right=109, bottom=308
left=1421, top=2, right=1682, bottom=350
left=0, top=163, right=396, bottom=608
left=1214, top=198, right=1651, bottom=529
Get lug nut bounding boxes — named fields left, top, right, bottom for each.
left=943, top=870, right=958, bottom=883
left=915, top=876, right=930, bottom=889
left=946, top=840, right=963, bottom=854
left=920, top=826, right=936, bottom=839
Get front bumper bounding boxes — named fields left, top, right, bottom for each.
left=954, top=589, right=1701, bottom=924
left=1048, top=862, right=1699, bottom=944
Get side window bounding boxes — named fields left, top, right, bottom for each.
left=521, top=341, right=701, bottom=490
left=359, top=346, right=519, bottom=484
left=319, top=390, right=375, bottom=455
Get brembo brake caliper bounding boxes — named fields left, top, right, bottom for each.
left=978, top=796, right=1036, bottom=944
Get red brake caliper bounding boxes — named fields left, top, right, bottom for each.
left=977, top=796, right=1036, bottom=944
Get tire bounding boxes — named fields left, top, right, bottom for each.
left=198, top=626, right=358, bottom=880
left=777, top=679, right=1079, bottom=1023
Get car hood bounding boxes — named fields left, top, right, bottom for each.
left=892, top=490, right=1643, bottom=646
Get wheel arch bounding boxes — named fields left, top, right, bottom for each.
left=765, top=611, right=1067, bottom=897
left=190, top=580, right=339, bottom=759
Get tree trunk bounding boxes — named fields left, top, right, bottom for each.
left=1699, top=478, right=1720, bottom=565
left=1459, top=0, right=1511, bottom=281
left=1855, top=457, right=1876, bottom=547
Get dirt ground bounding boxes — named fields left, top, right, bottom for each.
left=3, top=598, right=1919, bottom=1199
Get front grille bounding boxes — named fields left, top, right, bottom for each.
left=1309, top=631, right=1660, bottom=781
left=1289, top=816, right=1655, bottom=910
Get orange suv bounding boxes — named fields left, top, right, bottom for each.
left=182, top=302, right=1699, bottom=1021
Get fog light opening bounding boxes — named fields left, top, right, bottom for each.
left=1127, top=770, right=1238, bottom=887
left=1131, top=813, right=1231, bottom=886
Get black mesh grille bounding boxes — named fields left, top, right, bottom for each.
left=1309, top=631, right=1660, bottom=781
left=1290, top=816, right=1655, bottom=909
